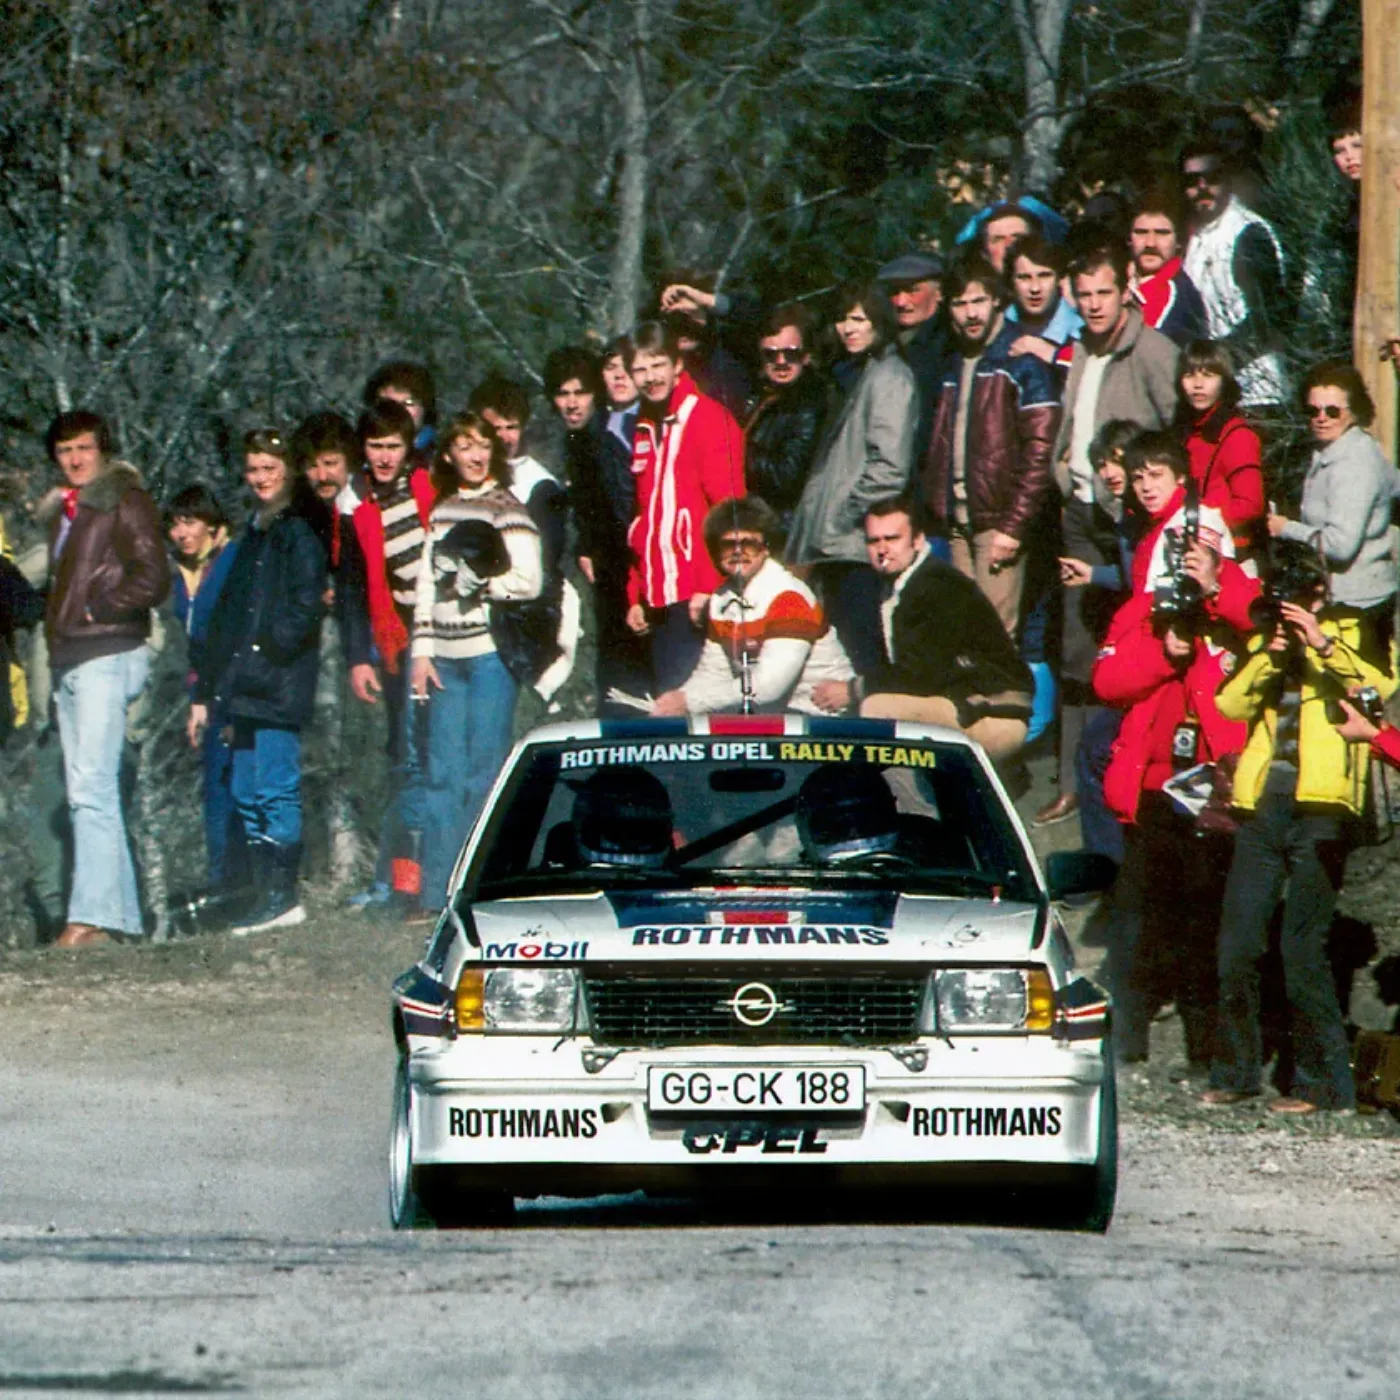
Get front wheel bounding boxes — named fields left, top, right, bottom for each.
left=1063, top=1048, right=1118, bottom=1232
left=388, top=1057, right=418, bottom=1229
left=414, top=1167, right=515, bottom=1229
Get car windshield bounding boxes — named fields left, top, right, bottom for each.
left=466, top=734, right=1038, bottom=905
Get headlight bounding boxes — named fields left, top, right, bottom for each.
left=924, top=968, right=1054, bottom=1033
left=482, top=968, right=581, bottom=1033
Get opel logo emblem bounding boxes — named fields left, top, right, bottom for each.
left=729, top=981, right=780, bottom=1027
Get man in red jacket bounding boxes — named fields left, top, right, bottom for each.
left=624, top=321, right=745, bottom=695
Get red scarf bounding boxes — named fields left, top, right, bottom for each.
left=62, top=488, right=80, bottom=520
left=350, top=468, right=435, bottom=674
left=1131, top=257, right=1185, bottom=332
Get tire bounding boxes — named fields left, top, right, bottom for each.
left=388, top=1057, right=419, bottom=1229
left=1063, top=1046, right=1119, bottom=1233
left=413, top=1168, right=515, bottom=1229
left=389, top=1061, right=515, bottom=1228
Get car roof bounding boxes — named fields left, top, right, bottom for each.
left=516, top=714, right=981, bottom=749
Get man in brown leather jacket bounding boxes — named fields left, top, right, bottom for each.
left=42, top=410, right=169, bottom=946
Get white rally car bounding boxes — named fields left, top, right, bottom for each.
left=389, top=715, right=1117, bottom=1230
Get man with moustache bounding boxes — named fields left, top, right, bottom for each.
left=1180, top=141, right=1287, bottom=410
left=1127, top=190, right=1208, bottom=347
left=743, top=302, right=835, bottom=537
left=921, top=253, right=1060, bottom=635
left=291, top=410, right=373, bottom=681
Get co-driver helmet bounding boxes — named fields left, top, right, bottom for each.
left=795, top=763, right=899, bottom=863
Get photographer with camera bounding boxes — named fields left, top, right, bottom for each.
left=1201, top=541, right=1397, bottom=1113
left=1091, top=432, right=1258, bottom=1066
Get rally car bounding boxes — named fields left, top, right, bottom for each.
left=388, top=715, right=1117, bottom=1230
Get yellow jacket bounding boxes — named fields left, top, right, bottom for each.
left=1218, top=612, right=1397, bottom=816
left=0, top=514, right=28, bottom=730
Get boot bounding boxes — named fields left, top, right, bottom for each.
left=229, top=839, right=275, bottom=935
left=234, top=841, right=307, bottom=936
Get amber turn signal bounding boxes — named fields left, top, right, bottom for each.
left=1025, top=968, right=1054, bottom=1032
left=454, top=968, right=485, bottom=1033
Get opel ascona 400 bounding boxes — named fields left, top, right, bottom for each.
left=389, top=716, right=1116, bottom=1230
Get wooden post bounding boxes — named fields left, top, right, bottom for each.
left=1355, top=0, right=1400, bottom=458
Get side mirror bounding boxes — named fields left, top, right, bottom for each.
left=1044, top=851, right=1117, bottom=902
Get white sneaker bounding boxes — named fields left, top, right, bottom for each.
left=231, top=902, right=307, bottom=937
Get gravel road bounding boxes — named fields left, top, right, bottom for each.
left=1, top=911, right=1398, bottom=1399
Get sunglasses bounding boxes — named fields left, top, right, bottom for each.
left=719, top=535, right=766, bottom=556
left=760, top=347, right=805, bottom=365
left=1306, top=403, right=1344, bottom=420
left=1183, top=171, right=1221, bottom=189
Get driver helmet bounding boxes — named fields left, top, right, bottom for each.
left=572, top=767, right=674, bottom=868
left=796, top=763, right=899, bottom=863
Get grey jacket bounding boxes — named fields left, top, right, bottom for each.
left=1052, top=307, right=1180, bottom=499
left=786, top=344, right=916, bottom=566
left=1281, top=426, right=1400, bottom=610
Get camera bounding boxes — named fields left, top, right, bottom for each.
left=1152, top=485, right=1204, bottom=634
left=1356, top=686, right=1386, bottom=725
left=1250, top=541, right=1329, bottom=641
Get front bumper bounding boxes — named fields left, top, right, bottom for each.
left=406, top=1035, right=1108, bottom=1183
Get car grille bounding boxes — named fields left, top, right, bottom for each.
left=584, top=970, right=926, bottom=1046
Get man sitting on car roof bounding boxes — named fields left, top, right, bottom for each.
left=651, top=496, right=852, bottom=717
left=811, top=495, right=1033, bottom=761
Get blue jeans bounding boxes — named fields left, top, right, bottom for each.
left=201, top=720, right=247, bottom=889
left=372, top=664, right=428, bottom=889
left=230, top=722, right=303, bottom=847
left=55, top=646, right=151, bottom=934
left=1074, top=706, right=1124, bottom=865
left=421, top=651, right=517, bottom=906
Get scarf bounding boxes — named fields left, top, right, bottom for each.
left=350, top=467, right=435, bottom=673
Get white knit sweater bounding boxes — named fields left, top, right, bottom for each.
left=411, top=483, right=541, bottom=660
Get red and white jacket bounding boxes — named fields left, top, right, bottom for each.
left=680, top=557, right=852, bottom=715
left=626, top=373, right=745, bottom=609
left=1091, top=484, right=1260, bottom=823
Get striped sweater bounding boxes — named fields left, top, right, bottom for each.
left=411, top=483, right=541, bottom=661
left=376, top=471, right=431, bottom=615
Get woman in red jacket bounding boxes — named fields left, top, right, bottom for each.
left=1092, top=432, right=1258, bottom=1067
left=1177, top=340, right=1265, bottom=567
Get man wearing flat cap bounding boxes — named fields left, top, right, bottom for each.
left=877, top=251, right=951, bottom=473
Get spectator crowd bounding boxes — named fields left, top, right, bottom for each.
left=3, top=109, right=1399, bottom=1116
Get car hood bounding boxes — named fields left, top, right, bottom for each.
left=468, top=889, right=1042, bottom=965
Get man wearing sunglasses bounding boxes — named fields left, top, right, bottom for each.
left=742, top=304, right=836, bottom=538
left=652, top=495, right=851, bottom=716
left=1179, top=141, right=1287, bottom=411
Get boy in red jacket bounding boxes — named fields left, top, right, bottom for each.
left=623, top=321, right=746, bottom=695
left=1092, top=432, right=1259, bottom=1066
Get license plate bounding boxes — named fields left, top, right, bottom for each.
left=647, top=1065, right=865, bottom=1113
